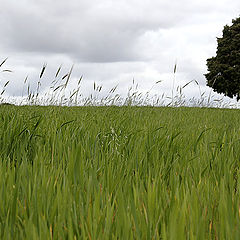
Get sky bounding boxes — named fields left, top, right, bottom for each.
left=0, top=0, right=240, bottom=106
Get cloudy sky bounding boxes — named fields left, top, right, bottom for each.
left=0, top=0, right=239, bottom=105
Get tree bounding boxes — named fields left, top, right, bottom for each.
left=205, top=16, right=240, bottom=100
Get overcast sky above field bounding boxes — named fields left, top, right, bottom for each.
left=0, top=0, right=240, bottom=105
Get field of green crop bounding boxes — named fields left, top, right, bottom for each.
left=0, top=105, right=240, bottom=239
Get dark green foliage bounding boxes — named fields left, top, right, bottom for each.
left=205, top=16, right=240, bottom=100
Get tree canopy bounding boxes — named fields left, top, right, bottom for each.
left=205, top=16, right=240, bottom=100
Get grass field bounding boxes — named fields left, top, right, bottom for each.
left=0, top=104, right=240, bottom=239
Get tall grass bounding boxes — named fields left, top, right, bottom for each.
left=0, top=58, right=239, bottom=108
left=0, top=58, right=240, bottom=239
left=1, top=105, right=240, bottom=239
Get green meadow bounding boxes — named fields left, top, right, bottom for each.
left=0, top=104, right=240, bottom=239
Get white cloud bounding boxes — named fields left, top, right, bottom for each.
left=0, top=0, right=239, bottom=106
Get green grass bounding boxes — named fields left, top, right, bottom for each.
left=0, top=105, right=240, bottom=239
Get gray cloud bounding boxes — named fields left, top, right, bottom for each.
left=0, top=0, right=240, bottom=105
left=2, top=0, right=237, bottom=63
